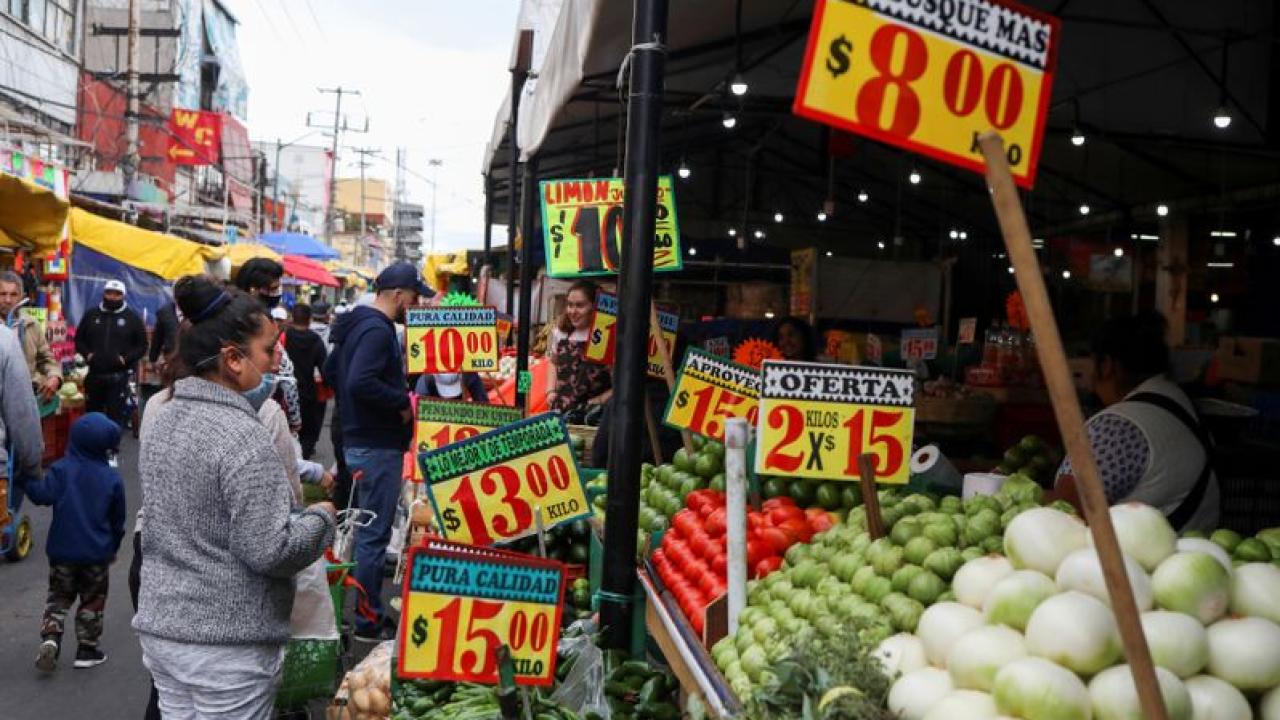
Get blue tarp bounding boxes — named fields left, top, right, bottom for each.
left=256, top=232, right=341, bottom=260
left=65, top=245, right=171, bottom=329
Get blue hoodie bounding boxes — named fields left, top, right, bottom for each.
left=324, top=305, right=412, bottom=451
left=25, top=412, right=126, bottom=565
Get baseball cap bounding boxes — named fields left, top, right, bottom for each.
left=374, top=261, right=434, bottom=298
left=270, top=307, right=289, bottom=321
left=434, top=373, right=463, bottom=399
left=103, top=280, right=127, bottom=295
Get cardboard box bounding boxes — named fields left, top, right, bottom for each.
left=1217, top=337, right=1280, bottom=385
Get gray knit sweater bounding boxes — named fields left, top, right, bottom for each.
left=133, top=377, right=335, bottom=645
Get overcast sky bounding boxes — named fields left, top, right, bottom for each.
left=225, top=0, right=519, bottom=254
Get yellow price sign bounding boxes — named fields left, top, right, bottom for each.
left=420, top=414, right=590, bottom=546
left=584, top=291, right=677, bottom=380
left=540, top=176, right=682, bottom=278
left=793, top=0, right=1061, bottom=189
left=663, top=348, right=760, bottom=441
left=755, top=360, right=916, bottom=484
left=406, top=307, right=499, bottom=374
left=397, top=542, right=565, bottom=686
left=411, top=400, right=523, bottom=482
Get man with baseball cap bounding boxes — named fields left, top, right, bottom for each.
left=74, top=280, right=147, bottom=425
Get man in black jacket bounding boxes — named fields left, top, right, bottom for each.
left=284, top=304, right=328, bottom=458
left=74, top=281, right=147, bottom=425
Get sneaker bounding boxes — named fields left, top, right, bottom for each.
left=73, top=646, right=107, bottom=669
left=35, top=639, right=59, bottom=672
left=352, top=618, right=397, bottom=644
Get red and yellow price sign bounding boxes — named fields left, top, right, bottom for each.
left=755, top=361, right=915, bottom=484
left=584, top=291, right=678, bottom=380
left=793, top=0, right=1060, bottom=188
left=663, top=348, right=760, bottom=441
left=406, top=307, right=500, bottom=374
left=540, top=176, right=682, bottom=278
left=411, top=400, right=524, bottom=482
left=397, top=542, right=565, bottom=686
left=420, top=414, right=590, bottom=546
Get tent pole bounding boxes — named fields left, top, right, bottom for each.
left=505, top=68, right=526, bottom=321
left=515, top=157, right=538, bottom=412
left=600, top=0, right=669, bottom=651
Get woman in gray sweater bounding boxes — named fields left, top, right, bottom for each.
left=134, top=276, right=336, bottom=718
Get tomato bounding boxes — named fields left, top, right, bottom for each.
left=758, top=527, right=791, bottom=555
left=709, top=579, right=727, bottom=598
left=768, top=505, right=805, bottom=526
left=666, top=539, right=693, bottom=571
left=754, top=555, right=784, bottom=579
left=697, top=569, right=720, bottom=597
left=710, top=551, right=727, bottom=576
left=762, top=496, right=797, bottom=511
left=685, top=489, right=718, bottom=517
left=704, top=507, right=728, bottom=537
left=804, top=507, right=829, bottom=521
left=714, top=535, right=727, bottom=554
left=746, top=539, right=769, bottom=569
left=672, top=509, right=700, bottom=538
left=747, top=513, right=766, bottom=531
left=808, top=511, right=836, bottom=534
left=777, top=517, right=813, bottom=544
left=687, top=528, right=714, bottom=559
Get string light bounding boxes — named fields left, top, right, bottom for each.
left=722, top=113, right=737, bottom=130
left=1070, top=128, right=1086, bottom=147
left=1062, top=270, right=1071, bottom=279
left=774, top=212, right=784, bottom=223
left=825, top=250, right=833, bottom=257
left=1213, top=106, right=1232, bottom=129
left=753, top=229, right=765, bottom=239
left=816, top=211, right=827, bottom=222
left=857, top=190, right=869, bottom=203
left=688, top=247, right=697, bottom=256
left=727, top=228, right=737, bottom=237
left=677, top=160, right=691, bottom=179
left=1079, top=203, right=1091, bottom=215
left=1273, top=236, right=1280, bottom=247
left=1156, top=203, right=1169, bottom=217
left=1210, top=293, right=1220, bottom=303
left=908, top=169, right=921, bottom=185
left=876, top=241, right=885, bottom=250
left=729, top=73, right=748, bottom=97
left=1114, top=247, right=1125, bottom=257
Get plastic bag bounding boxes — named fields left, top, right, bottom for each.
left=550, top=620, right=611, bottom=720
left=290, top=556, right=338, bottom=640
left=329, top=640, right=394, bottom=719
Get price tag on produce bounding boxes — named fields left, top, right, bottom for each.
left=663, top=348, right=760, bottom=441
left=793, top=0, right=1061, bottom=188
left=405, top=307, right=500, bottom=374
left=584, top=291, right=678, bottom=380
left=420, top=413, right=590, bottom=546
left=397, top=541, right=565, bottom=686
left=755, top=360, right=915, bottom=484
left=901, top=327, right=940, bottom=361
left=411, top=400, right=524, bottom=482
left=540, top=176, right=683, bottom=278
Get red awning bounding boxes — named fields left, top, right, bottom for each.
left=282, top=254, right=339, bottom=287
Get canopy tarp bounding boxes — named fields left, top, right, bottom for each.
left=64, top=244, right=171, bottom=328
left=69, top=208, right=226, bottom=281
left=282, top=254, right=339, bottom=287
left=0, top=173, right=68, bottom=251
left=258, top=231, right=340, bottom=260
left=227, top=242, right=282, bottom=269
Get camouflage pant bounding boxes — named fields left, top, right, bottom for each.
left=42, top=563, right=110, bottom=648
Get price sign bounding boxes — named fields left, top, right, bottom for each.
left=958, top=317, right=978, bottom=345
left=705, top=336, right=730, bottom=359
left=901, top=327, right=940, bottom=361
left=663, top=348, right=760, bottom=441
left=540, top=176, right=683, bottom=278
left=793, top=0, right=1061, bottom=188
left=755, top=361, right=915, bottom=484
left=420, top=413, right=590, bottom=546
left=496, top=313, right=514, bottom=346
left=866, top=334, right=883, bottom=365
left=397, top=541, right=565, bottom=686
left=406, top=307, right=500, bottom=374
left=411, top=400, right=524, bottom=482
left=584, top=292, right=678, bottom=380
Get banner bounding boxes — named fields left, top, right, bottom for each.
left=663, top=348, right=760, bottom=441
left=166, top=109, right=222, bottom=165
left=406, top=307, right=499, bottom=374
left=420, top=413, right=590, bottom=546
left=584, top=292, right=678, bottom=380
left=411, top=399, right=524, bottom=482
left=793, top=0, right=1060, bottom=188
left=397, top=540, right=565, bottom=686
left=540, top=176, right=682, bottom=278
left=755, top=361, right=915, bottom=484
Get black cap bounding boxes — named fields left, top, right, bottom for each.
left=374, top=261, right=434, bottom=298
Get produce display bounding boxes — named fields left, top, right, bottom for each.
left=993, top=435, right=1061, bottom=487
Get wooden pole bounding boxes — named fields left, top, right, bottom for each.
left=857, top=454, right=885, bottom=540
left=978, top=131, right=1168, bottom=720
left=642, top=392, right=666, bottom=466
left=649, top=302, right=696, bottom=455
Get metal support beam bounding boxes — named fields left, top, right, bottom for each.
left=515, top=158, right=538, bottom=411
left=483, top=173, right=494, bottom=269
left=506, top=68, right=526, bottom=319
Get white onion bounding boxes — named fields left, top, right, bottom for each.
left=1088, top=664, right=1192, bottom=720
left=953, top=556, right=1016, bottom=609
left=922, top=689, right=998, bottom=720
left=983, top=570, right=1057, bottom=632
left=917, top=602, right=986, bottom=668
left=1004, top=507, right=1087, bottom=576
left=1090, top=503, right=1177, bottom=572
left=947, top=625, right=1027, bottom=692
left=1263, top=686, right=1280, bottom=720
left=1228, top=562, right=1280, bottom=624
left=1151, top=552, right=1231, bottom=624
left=889, top=667, right=953, bottom=720
left=992, top=656, right=1092, bottom=720
left=1140, top=610, right=1208, bottom=678
left=1204, top=616, right=1280, bottom=691
left=875, top=633, right=928, bottom=677
left=1025, top=591, right=1122, bottom=676
left=1184, top=674, right=1251, bottom=720
left=1176, top=538, right=1233, bottom=573
left=1056, top=547, right=1154, bottom=610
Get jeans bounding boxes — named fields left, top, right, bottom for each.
left=139, top=633, right=285, bottom=720
left=344, top=446, right=404, bottom=633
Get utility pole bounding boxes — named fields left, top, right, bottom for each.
left=352, top=147, right=376, bottom=267
left=393, top=147, right=406, bottom=260
left=122, top=0, right=141, bottom=200
left=428, top=158, right=442, bottom=254
left=314, top=87, right=364, bottom=247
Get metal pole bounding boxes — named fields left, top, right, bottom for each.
left=272, top=138, right=282, bottom=230
left=515, top=158, right=538, bottom=411
left=483, top=173, right=494, bottom=269
left=600, top=0, right=668, bottom=651
left=505, top=69, right=525, bottom=319
left=122, top=0, right=140, bottom=200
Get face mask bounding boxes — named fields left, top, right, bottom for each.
left=103, top=298, right=124, bottom=312
left=260, top=293, right=283, bottom=310
left=241, top=371, right=278, bottom=411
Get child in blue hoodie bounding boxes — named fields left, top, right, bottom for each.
left=25, top=412, right=125, bottom=672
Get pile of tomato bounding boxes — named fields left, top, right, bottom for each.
left=650, top=489, right=838, bottom=634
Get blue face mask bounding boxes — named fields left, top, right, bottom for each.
left=241, top=372, right=278, bottom=411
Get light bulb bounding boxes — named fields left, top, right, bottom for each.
left=877, top=241, right=885, bottom=250
left=774, top=212, right=784, bottom=223
left=949, top=230, right=958, bottom=240
left=817, top=211, right=827, bottom=222
left=729, top=73, right=748, bottom=97
left=1062, top=270, right=1071, bottom=279
left=1007, top=266, right=1015, bottom=274
left=1114, top=247, right=1124, bottom=257
left=722, top=113, right=737, bottom=130
left=1273, top=236, right=1280, bottom=247
left=688, top=246, right=697, bottom=256
left=1213, top=106, right=1232, bottom=129
left=908, top=170, right=921, bottom=185
left=857, top=190, right=868, bottom=203
left=1156, top=203, right=1169, bottom=217
left=764, top=311, right=775, bottom=319
left=1070, top=129, right=1085, bottom=147
left=959, top=231, right=967, bottom=240
left=727, top=228, right=737, bottom=237
left=1210, top=293, right=1220, bottom=303
left=677, top=161, right=691, bottom=179
left=1079, top=203, right=1091, bottom=215
left=825, top=250, right=833, bottom=257
left=753, top=229, right=765, bottom=239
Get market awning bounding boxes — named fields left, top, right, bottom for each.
left=424, top=251, right=470, bottom=279
left=69, top=208, right=227, bottom=280
left=227, top=242, right=282, bottom=269
left=0, top=173, right=69, bottom=251
left=282, top=254, right=339, bottom=287
left=258, top=231, right=341, bottom=260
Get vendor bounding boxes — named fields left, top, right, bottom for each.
left=545, top=280, right=611, bottom=415
left=1053, top=313, right=1219, bottom=531
left=774, top=316, right=817, bottom=361
left=0, top=271, right=60, bottom=400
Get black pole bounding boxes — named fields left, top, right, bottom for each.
left=515, top=158, right=538, bottom=412
left=483, top=173, right=494, bottom=270
left=600, top=0, right=668, bottom=651
left=505, top=69, right=525, bottom=320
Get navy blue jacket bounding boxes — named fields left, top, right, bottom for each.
left=325, top=306, right=412, bottom=451
left=25, top=412, right=126, bottom=565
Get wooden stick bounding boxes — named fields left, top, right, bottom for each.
left=978, top=131, right=1168, bottom=720
left=649, top=302, right=696, bottom=456
left=642, top=389, right=666, bottom=466
left=857, top=453, right=885, bottom=540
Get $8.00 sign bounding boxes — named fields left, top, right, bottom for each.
left=755, top=361, right=916, bottom=484
left=794, top=0, right=1060, bottom=188
left=406, top=307, right=499, bottom=374
left=419, top=414, right=590, bottom=546
left=584, top=292, right=678, bottom=380
left=397, top=542, right=565, bottom=686
left=540, top=176, right=682, bottom=278
left=411, top=400, right=524, bottom=482
left=663, top=348, right=760, bottom=441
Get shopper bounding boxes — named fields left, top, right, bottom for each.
left=326, top=262, right=431, bottom=642
left=545, top=280, right=611, bottom=417
left=0, top=270, right=61, bottom=400
left=74, top=280, right=147, bottom=425
left=0, top=321, right=43, bottom=510
left=415, top=372, right=487, bottom=402
left=135, top=276, right=335, bottom=717
left=145, top=299, right=179, bottom=409
left=773, top=316, right=817, bottom=362
left=284, top=304, right=328, bottom=459
left=26, top=412, right=124, bottom=672
left=235, top=258, right=302, bottom=431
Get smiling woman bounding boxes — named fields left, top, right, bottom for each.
left=545, top=280, right=612, bottom=416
